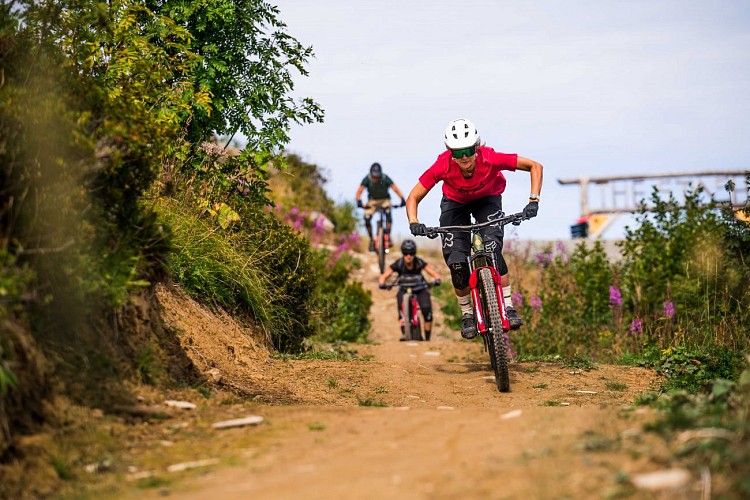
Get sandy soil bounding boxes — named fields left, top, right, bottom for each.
left=71, top=250, right=705, bottom=499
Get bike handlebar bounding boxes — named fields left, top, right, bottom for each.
left=360, top=203, right=405, bottom=210
left=422, top=211, right=528, bottom=238
left=382, top=278, right=440, bottom=291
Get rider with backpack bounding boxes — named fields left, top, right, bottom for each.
left=378, top=239, right=442, bottom=341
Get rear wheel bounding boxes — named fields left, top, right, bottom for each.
left=479, top=268, right=510, bottom=392
left=377, top=224, right=386, bottom=273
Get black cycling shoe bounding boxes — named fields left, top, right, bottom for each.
left=506, top=306, right=524, bottom=330
left=461, top=314, right=478, bottom=339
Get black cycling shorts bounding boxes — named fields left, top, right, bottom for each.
left=439, top=194, right=505, bottom=267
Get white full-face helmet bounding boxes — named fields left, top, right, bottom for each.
left=444, top=118, right=480, bottom=149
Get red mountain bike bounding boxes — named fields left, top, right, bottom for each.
left=384, top=275, right=439, bottom=341
left=421, top=211, right=527, bottom=392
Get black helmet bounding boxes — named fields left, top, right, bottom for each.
left=401, top=239, right=417, bottom=254
left=370, top=162, right=382, bottom=177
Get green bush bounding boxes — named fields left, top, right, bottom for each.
left=510, top=241, right=618, bottom=358
left=0, top=250, right=35, bottom=397
left=638, top=344, right=744, bottom=392
left=308, top=251, right=372, bottom=344
left=619, top=183, right=750, bottom=352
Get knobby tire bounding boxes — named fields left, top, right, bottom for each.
left=402, top=293, right=415, bottom=341
left=377, top=225, right=386, bottom=274
left=479, top=268, right=510, bottom=392
left=416, top=311, right=424, bottom=342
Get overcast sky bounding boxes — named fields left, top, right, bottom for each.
left=272, top=0, right=750, bottom=241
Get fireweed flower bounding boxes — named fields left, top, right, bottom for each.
left=663, top=300, right=675, bottom=319
left=530, top=295, right=543, bottom=310
left=512, top=291, right=524, bottom=308
left=535, top=251, right=553, bottom=266
left=313, top=217, right=327, bottom=234
left=347, top=231, right=361, bottom=246
left=609, top=286, right=622, bottom=306
left=555, top=240, right=567, bottom=256
left=630, top=318, right=643, bottom=335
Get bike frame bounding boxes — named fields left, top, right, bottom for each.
left=399, top=284, right=424, bottom=329
left=467, top=234, right=510, bottom=335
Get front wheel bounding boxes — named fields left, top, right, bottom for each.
left=413, top=300, right=423, bottom=341
left=377, top=225, right=386, bottom=273
left=402, top=293, right=414, bottom=341
left=479, top=268, right=510, bottom=392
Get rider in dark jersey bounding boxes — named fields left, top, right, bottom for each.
left=356, top=162, right=407, bottom=252
left=378, top=239, right=442, bottom=341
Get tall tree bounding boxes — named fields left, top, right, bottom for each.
left=146, top=0, right=324, bottom=150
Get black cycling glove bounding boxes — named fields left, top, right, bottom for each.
left=434, top=278, right=441, bottom=286
left=378, top=283, right=387, bottom=290
left=523, top=201, right=539, bottom=219
left=410, top=222, right=427, bottom=237
left=399, top=198, right=407, bottom=207
left=356, top=200, right=364, bottom=209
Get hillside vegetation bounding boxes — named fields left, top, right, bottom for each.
left=0, top=0, right=369, bottom=466
left=1, top=0, right=749, bottom=497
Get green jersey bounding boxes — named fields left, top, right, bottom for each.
left=360, top=174, right=393, bottom=200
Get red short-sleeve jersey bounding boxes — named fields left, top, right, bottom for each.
left=418, top=147, right=518, bottom=204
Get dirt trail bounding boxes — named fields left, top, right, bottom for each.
left=108, top=250, right=696, bottom=499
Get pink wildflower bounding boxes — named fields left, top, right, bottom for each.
left=530, top=295, right=543, bottom=310
left=630, top=318, right=643, bottom=335
left=512, top=291, right=524, bottom=308
left=663, top=300, right=675, bottom=319
left=609, top=286, right=622, bottom=306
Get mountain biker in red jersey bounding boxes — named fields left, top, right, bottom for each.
left=378, top=239, right=442, bottom=341
left=405, top=118, right=543, bottom=340
left=355, top=162, right=407, bottom=252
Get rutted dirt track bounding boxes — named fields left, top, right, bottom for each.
left=107, top=251, right=699, bottom=499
